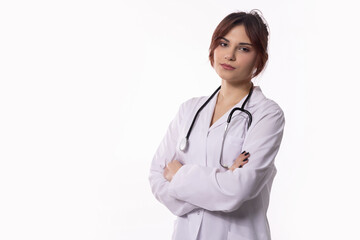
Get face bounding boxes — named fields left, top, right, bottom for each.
left=213, top=25, right=258, bottom=85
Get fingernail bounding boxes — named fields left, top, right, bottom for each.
left=244, top=158, right=248, bottom=161
left=245, top=152, right=249, bottom=156
left=241, top=151, right=245, bottom=154
left=239, top=165, right=242, bottom=168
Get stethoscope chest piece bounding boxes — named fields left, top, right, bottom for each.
left=179, top=137, right=188, bottom=152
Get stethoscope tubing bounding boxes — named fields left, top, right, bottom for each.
left=185, top=86, right=221, bottom=140
left=180, top=84, right=254, bottom=169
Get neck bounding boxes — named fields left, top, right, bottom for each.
left=218, top=80, right=253, bottom=106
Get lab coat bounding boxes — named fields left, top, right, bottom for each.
left=149, top=86, right=285, bottom=240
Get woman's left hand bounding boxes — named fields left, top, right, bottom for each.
left=229, top=151, right=250, bottom=171
left=164, top=160, right=183, bottom=181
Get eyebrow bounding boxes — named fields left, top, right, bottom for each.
left=220, top=37, right=253, bottom=46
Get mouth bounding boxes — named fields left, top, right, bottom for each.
left=220, top=63, right=235, bottom=70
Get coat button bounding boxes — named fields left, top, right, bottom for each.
left=197, top=211, right=200, bottom=215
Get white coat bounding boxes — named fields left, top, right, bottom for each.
left=149, top=86, right=285, bottom=240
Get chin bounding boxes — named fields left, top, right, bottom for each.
left=215, top=68, right=233, bottom=80
left=222, top=76, right=253, bottom=85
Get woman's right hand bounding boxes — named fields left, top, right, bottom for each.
left=229, top=151, right=250, bottom=171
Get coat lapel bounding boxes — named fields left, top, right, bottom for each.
left=200, top=86, right=265, bottom=132
left=207, top=90, right=250, bottom=132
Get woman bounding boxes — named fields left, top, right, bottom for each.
left=149, top=10, right=285, bottom=240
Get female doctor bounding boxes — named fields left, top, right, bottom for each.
left=149, top=10, right=285, bottom=240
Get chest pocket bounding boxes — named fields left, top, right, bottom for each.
left=221, top=135, right=245, bottom=167
left=220, top=114, right=248, bottom=167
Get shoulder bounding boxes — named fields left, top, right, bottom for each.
left=249, top=87, right=285, bottom=130
left=261, top=99, right=284, bottom=118
left=251, top=86, right=284, bottom=117
left=261, top=100, right=285, bottom=129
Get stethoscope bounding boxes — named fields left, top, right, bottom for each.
left=179, top=83, right=254, bottom=169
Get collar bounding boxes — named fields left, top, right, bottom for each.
left=212, top=85, right=265, bottom=108
left=205, top=85, right=266, bottom=131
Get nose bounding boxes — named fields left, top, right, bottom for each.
left=225, top=50, right=236, bottom=61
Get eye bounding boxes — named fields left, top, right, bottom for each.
left=219, top=41, right=227, bottom=47
left=239, top=47, right=250, bottom=52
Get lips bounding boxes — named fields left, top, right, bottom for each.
left=220, top=64, right=235, bottom=70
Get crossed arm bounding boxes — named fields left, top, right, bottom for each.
left=163, top=151, right=250, bottom=181
left=149, top=101, right=284, bottom=215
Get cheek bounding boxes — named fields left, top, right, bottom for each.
left=212, top=54, right=221, bottom=70
left=241, top=55, right=257, bottom=70
left=248, top=53, right=259, bottom=69
left=213, top=48, right=222, bottom=61
left=213, top=53, right=218, bottom=65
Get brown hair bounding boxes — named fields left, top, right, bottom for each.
left=208, top=10, right=269, bottom=78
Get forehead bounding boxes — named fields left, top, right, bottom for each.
left=223, top=25, right=251, bottom=44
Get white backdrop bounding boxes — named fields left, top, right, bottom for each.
left=1, top=0, right=359, bottom=239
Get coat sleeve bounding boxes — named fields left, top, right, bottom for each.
left=167, top=107, right=285, bottom=212
left=149, top=101, right=199, bottom=217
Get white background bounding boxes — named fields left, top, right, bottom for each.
left=1, top=0, right=359, bottom=239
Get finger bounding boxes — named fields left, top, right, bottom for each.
left=230, top=159, right=245, bottom=170
left=241, top=151, right=250, bottom=157
left=243, top=157, right=249, bottom=163
left=240, top=151, right=250, bottom=156
left=236, top=153, right=250, bottom=162
left=239, top=158, right=249, bottom=168
left=230, top=151, right=250, bottom=170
